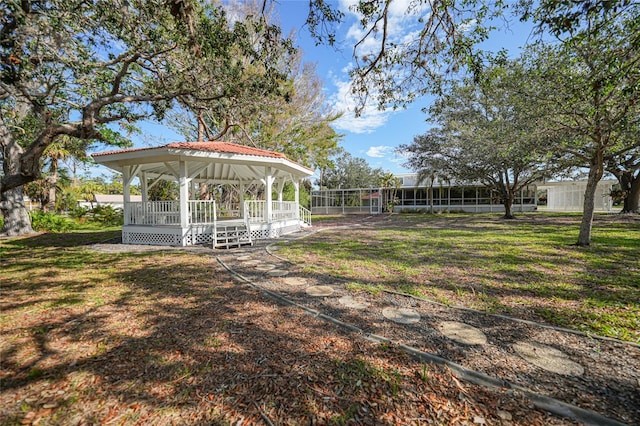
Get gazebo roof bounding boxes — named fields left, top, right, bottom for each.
left=92, top=141, right=314, bottom=184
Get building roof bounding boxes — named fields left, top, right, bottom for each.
left=93, top=141, right=289, bottom=160
left=92, top=141, right=313, bottom=184
left=94, top=194, right=142, bottom=203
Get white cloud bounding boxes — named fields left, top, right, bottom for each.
left=329, top=76, right=393, bottom=134
left=366, top=145, right=394, bottom=158
left=327, top=0, right=435, bottom=134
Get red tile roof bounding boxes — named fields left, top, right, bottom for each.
left=93, top=141, right=288, bottom=159
left=167, top=142, right=288, bottom=159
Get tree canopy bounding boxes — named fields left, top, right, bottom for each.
left=521, top=8, right=640, bottom=244
left=400, top=61, right=554, bottom=218
left=0, top=0, right=295, bottom=235
left=317, top=148, right=384, bottom=190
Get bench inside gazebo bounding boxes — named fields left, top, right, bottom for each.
left=92, top=142, right=313, bottom=248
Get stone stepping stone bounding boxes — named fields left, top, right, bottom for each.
left=338, top=295, right=370, bottom=310
left=282, top=277, right=307, bottom=286
left=306, top=286, right=334, bottom=297
left=241, top=260, right=261, bottom=266
left=255, top=264, right=277, bottom=272
left=237, top=255, right=253, bottom=261
left=437, top=321, right=487, bottom=345
left=513, top=341, right=584, bottom=376
left=382, top=307, right=420, bottom=324
left=266, top=269, right=289, bottom=277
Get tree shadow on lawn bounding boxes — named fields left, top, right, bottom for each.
left=258, top=257, right=640, bottom=424
left=2, top=241, right=524, bottom=425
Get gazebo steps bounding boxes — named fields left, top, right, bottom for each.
left=213, top=225, right=253, bottom=249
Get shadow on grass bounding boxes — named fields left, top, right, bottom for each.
left=1, top=231, right=441, bottom=425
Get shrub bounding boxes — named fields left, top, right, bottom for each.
left=69, top=206, right=90, bottom=220
left=91, top=205, right=124, bottom=226
left=30, top=211, right=75, bottom=232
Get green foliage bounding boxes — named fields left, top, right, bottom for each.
left=401, top=60, right=553, bottom=218
left=148, top=180, right=179, bottom=201
left=90, top=206, right=124, bottom=226
left=1, top=0, right=296, bottom=236
left=319, top=148, right=384, bottom=189
left=69, top=206, right=89, bottom=220
left=30, top=211, right=75, bottom=233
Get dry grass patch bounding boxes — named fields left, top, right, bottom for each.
left=0, top=231, right=570, bottom=425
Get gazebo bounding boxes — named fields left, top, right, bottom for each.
left=92, top=142, right=314, bottom=247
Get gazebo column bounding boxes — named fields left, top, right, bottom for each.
left=179, top=160, right=190, bottom=231
left=141, top=172, right=148, bottom=203
left=238, top=181, right=245, bottom=218
left=276, top=179, right=285, bottom=202
left=265, top=166, right=274, bottom=224
left=123, top=166, right=131, bottom=225
left=294, top=180, right=300, bottom=219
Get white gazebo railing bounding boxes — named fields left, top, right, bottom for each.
left=126, top=199, right=303, bottom=227
left=246, top=200, right=266, bottom=223
left=299, top=206, right=311, bottom=226
left=126, top=201, right=180, bottom=225
left=245, top=200, right=300, bottom=223
left=189, top=200, right=217, bottom=224
left=272, top=201, right=297, bottom=221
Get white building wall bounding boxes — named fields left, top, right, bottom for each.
left=544, top=181, right=614, bottom=212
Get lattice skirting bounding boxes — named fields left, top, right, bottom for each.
left=122, top=222, right=302, bottom=247
left=123, top=228, right=183, bottom=246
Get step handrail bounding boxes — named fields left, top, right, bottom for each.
left=299, top=205, right=312, bottom=226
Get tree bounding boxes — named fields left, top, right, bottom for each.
left=0, top=0, right=293, bottom=236
left=524, top=9, right=640, bottom=244
left=304, top=1, right=639, bottom=113
left=378, top=171, right=400, bottom=213
left=606, top=146, right=640, bottom=214
left=319, top=148, right=384, bottom=189
left=165, top=0, right=342, bottom=172
left=401, top=62, right=553, bottom=219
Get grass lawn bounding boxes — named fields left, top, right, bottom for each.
left=280, top=213, right=640, bottom=343
left=0, top=228, right=570, bottom=424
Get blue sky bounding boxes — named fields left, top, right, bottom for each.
left=92, top=0, right=535, bottom=179
left=275, top=0, right=536, bottom=174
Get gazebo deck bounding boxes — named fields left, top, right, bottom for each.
left=122, top=199, right=309, bottom=247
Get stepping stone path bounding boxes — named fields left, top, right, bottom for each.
left=230, top=252, right=591, bottom=394
left=255, top=264, right=277, bottom=272
left=306, top=286, right=334, bottom=297
left=513, top=341, right=584, bottom=376
left=437, top=321, right=487, bottom=345
left=382, top=307, right=420, bottom=324
left=266, top=269, right=289, bottom=277
left=281, top=277, right=307, bottom=286
left=338, top=295, right=370, bottom=310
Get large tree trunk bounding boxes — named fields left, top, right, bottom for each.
left=577, top=158, right=605, bottom=246
left=1, top=125, right=35, bottom=236
left=46, top=159, right=58, bottom=212
left=1, top=187, right=34, bottom=236
left=501, top=187, right=516, bottom=219
left=502, top=196, right=515, bottom=219
left=621, top=173, right=640, bottom=214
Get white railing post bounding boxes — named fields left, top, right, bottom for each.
left=212, top=200, right=217, bottom=247
left=244, top=203, right=252, bottom=245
